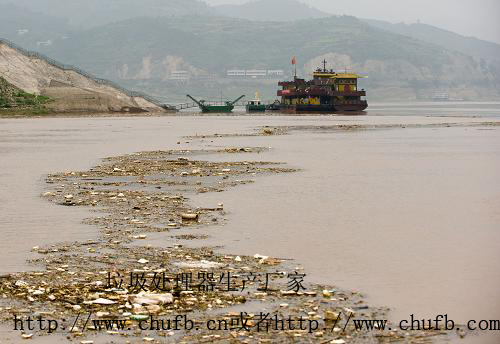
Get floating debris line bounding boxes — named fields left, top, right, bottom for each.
left=0, top=147, right=447, bottom=343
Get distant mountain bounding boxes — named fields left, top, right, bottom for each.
left=0, top=3, right=72, bottom=49
left=0, top=0, right=213, bottom=28
left=34, top=15, right=499, bottom=102
left=214, top=0, right=330, bottom=21
left=2, top=0, right=499, bottom=102
left=363, top=19, right=500, bottom=70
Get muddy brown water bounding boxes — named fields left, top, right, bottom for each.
left=1, top=102, right=500, bottom=343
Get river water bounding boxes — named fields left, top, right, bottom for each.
left=1, top=102, right=500, bottom=343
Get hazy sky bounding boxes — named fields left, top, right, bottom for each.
left=205, top=0, right=500, bottom=44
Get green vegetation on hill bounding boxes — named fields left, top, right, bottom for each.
left=38, top=15, right=499, bottom=101
left=0, top=0, right=213, bottom=28
left=0, top=77, right=51, bottom=111
left=2, top=0, right=499, bottom=102
left=47, top=15, right=452, bottom=71
left=214, top=0, right=329, bottom=21
left=363, top=19, right=500, bottom=71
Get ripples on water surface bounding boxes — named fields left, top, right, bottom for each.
left=0, top=102, right=499, bottom=343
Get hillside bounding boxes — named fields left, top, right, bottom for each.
left=363, top=19, right=500, bottom=71
left=38, top=15, right=500, bottom=101
left=214, top=0, right=329, bottom=21
left=0, top=39, right=164, bottom=113
left=0, top=3, right=72, bottom=51
left=0, top=0, right=213, bottom=28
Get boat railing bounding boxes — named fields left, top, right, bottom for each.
left=175, top=100, right=248, bottom=110
left=175, top=99, right=282, bottom=110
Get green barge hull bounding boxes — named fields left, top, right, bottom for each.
left=200, top=104, right=234, bottom=113
left=186, top=95, right=245, bottom=113
left=246, top=104, right=266, bottom=112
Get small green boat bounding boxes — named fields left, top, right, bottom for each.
left=246, top=92, right=266, bottom=112
left=186, top=94, right=245, bottom=113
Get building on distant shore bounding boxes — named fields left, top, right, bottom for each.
left=226, top=69, right=285, bottom=78
left=267, top=70, right=284, bottom=77
left=245, top=70, right=267, bottom=78
left=36, top=40, right=52, bottom=46
left=227, top=70, right=246, bottom=77
left=169, top=70, right=190, bottom=80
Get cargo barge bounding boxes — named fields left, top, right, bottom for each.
left=277, top=60, right=367, bottom=114
left=186, top=94, right=245, bottom=113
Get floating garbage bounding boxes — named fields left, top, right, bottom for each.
left=90, top=298, right=116, bottom=305
left=324, top=310, right=340, bottom=321
left=175, top=260, right=223, bottom=269
left=130, top=315, right=149, bottom=321
left=253, top=254, right=268, bottom=260
left=181, top=213, right=199, bottom=221
left=129, top=293, right=173, bottom=305
left=323, top=289, right=335, bottom=297
left=64, top=194, right=74, bottom=204
left=0, top=147, right=442, bottom=343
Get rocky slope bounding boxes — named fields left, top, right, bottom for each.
left=0, top=40, right=164, bottom=113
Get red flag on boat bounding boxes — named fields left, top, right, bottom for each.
left=291, top=56, right=297, bottom=65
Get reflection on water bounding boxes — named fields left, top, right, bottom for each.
left=367, top=101, right=500, bottom=118
left=1, top=103, right=499, bottom=343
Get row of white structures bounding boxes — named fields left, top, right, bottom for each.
left=168, top=69, right=285, bottom=80
left=226, top=69, right=285, bottom=77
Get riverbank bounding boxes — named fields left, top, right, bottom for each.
left=0, top=109, right=174, bottom=118
left=2, top=100, right=500, bottom=119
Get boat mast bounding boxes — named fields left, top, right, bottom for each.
left=228, top=95, right=245, bottom=106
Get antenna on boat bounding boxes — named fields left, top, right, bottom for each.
left=322, top=59, right=327, bottom=72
